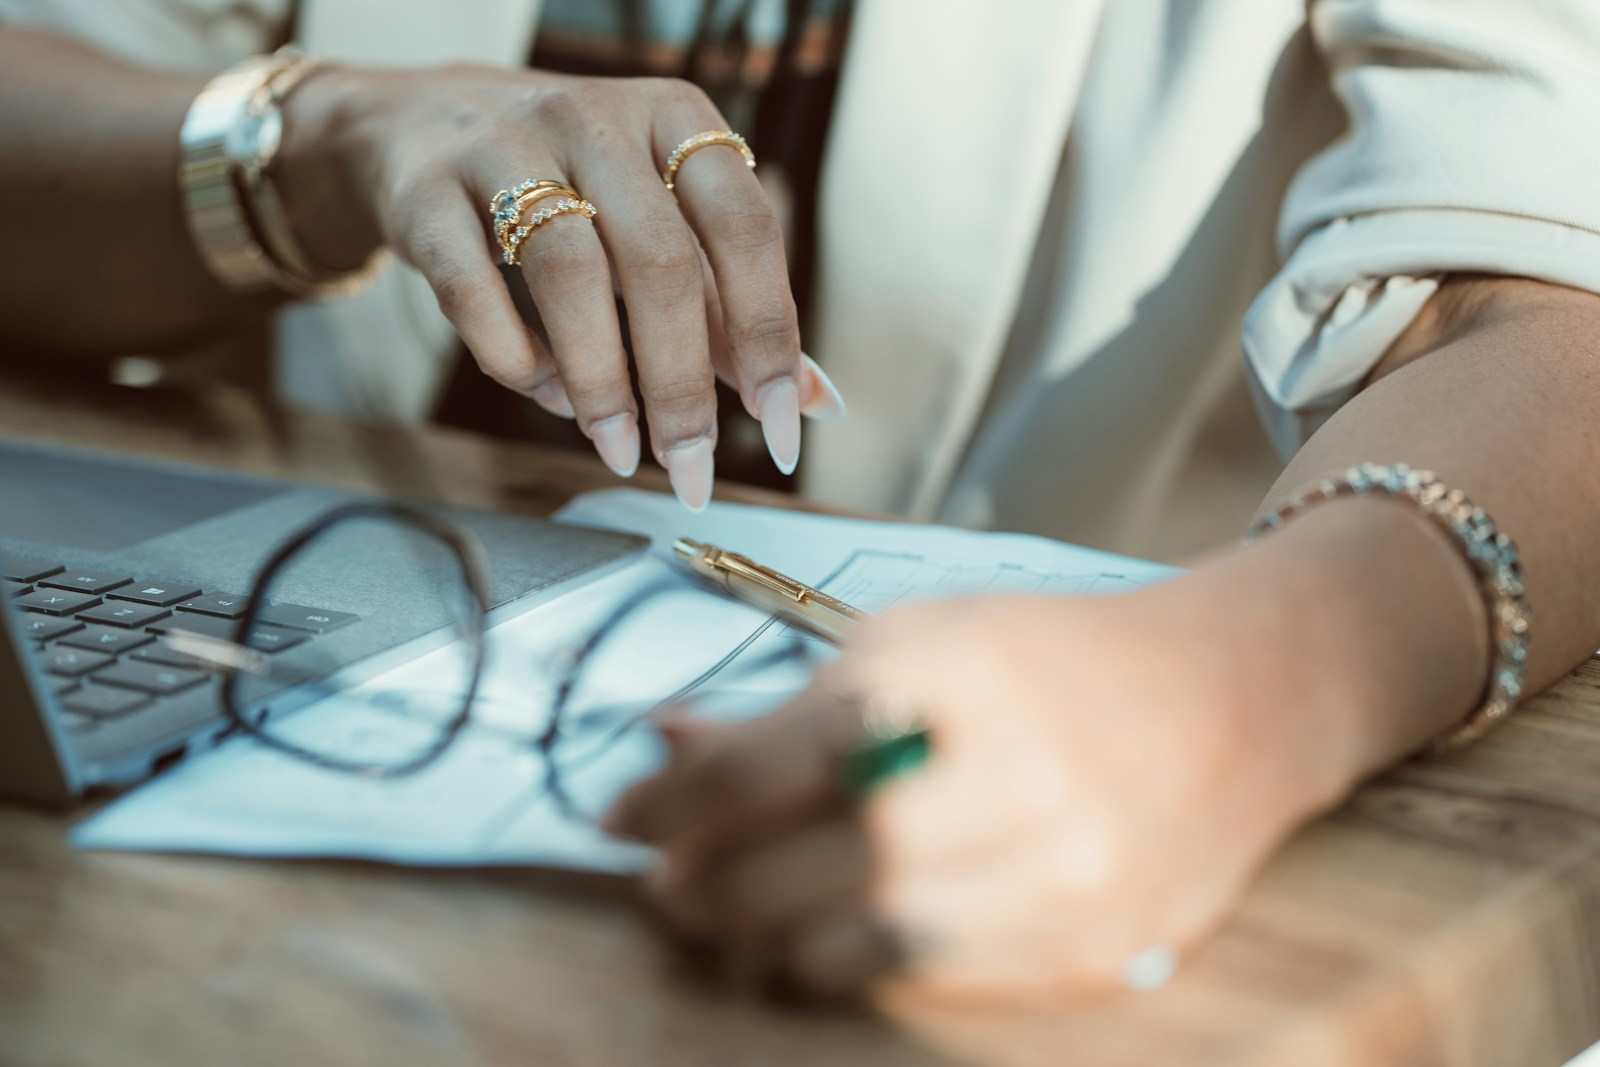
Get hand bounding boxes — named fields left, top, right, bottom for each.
left=278, top=65, right=845, bottom=509
left=605, top=579, right=1360, bottom=1002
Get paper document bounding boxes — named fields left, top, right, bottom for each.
left=72, top=489, right=1177, bottom=872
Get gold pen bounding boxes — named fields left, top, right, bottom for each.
left=675, top=538, right=929, bottom=798
left=673, top=538, right=868, bottom=644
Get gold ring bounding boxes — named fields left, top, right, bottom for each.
left=489, top=179, right=598, bottom=266
left=496, top=183, right=574, bottom=243
left=661, top=130, right=756, bottom=192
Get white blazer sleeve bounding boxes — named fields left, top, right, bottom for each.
left=1243, top=0, right=1600, bottom=456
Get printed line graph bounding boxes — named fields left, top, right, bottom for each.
left=767, top=550, right=1147, bottom=641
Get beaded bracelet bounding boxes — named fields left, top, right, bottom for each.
left=1246, top=463, right=1530, bottom=754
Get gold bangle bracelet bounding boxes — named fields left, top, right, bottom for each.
left=1246, top=463, right=1530, bottom=754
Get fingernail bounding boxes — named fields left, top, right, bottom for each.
left=589, top=413, right=640, bottom=478
left=756, top=378, right=801, bottom=476
left=529, top=378, right=576, bottom=419
left=799, top=354, right=847, bottom=422
left=661, top=436, right=715, bottom=512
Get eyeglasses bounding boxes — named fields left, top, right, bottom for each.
left=171, top=502, right=824, bottom=828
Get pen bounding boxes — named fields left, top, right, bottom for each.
left=672, top=538, right=929, bottom=800
left=672, top=538, right=868, bottom=644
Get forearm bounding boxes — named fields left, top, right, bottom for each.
left=0, top=30, right=275, bottom=354
left=1225, top=277, right=1600, bottom=784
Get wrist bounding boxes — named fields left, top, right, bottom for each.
left=1188, top=495, right=1488, bottom=803
left=275, top=66, right=384, bottom=273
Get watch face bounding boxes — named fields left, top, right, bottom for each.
left=257, top=108, right=283, bottom=160
left=226, top=107, right=282, bottom=171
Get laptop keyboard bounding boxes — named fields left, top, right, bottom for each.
left=4, top=555, right=358, bottom=739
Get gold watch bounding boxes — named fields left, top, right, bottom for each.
left=179, top=48, right=384, bottom=298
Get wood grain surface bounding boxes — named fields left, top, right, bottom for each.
left=2, top=372, right=1598, bottom=1067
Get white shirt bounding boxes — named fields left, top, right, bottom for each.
left=802, top=0, right=1600, bottom=558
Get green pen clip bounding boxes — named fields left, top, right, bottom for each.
left=839, top=725, right=932, bottom=801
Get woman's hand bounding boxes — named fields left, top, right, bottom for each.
left=278, top=65, right=845, bottom=508
left=606, top=495, right=1496, bottom=1002
left=605, top=579, right=1366, bottom=1002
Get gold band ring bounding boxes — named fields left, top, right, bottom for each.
left=490, top=179, right=598, bottom=266
left=661, top=130, right=756, bottom=192
left=497, top=184, right=575, bottom=244
left=490, top=179, right=575, bottom=239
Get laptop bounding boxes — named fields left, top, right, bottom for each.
left=0, top=436, right=648, bottom=807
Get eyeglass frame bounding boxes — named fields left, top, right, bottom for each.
left=170, top=499, right=827, bottom=824
left=205, top=501, right=493, bottom=779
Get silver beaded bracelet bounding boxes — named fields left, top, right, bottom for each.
left=1246, top=463, right=1530, bottom=754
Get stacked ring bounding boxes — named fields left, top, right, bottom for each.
left=489, top=179, right=598, bottom=266
left=661, top=130, right=756, bottom=192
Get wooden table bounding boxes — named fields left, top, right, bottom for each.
left=4, top=372, right=1600, bottom=1067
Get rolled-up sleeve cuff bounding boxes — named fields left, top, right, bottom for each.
left=1243, top=209, right=1600, bottom=457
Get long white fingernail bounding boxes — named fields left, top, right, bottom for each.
left=529, top=378, right=576, bottom=419
left=661, top=436, right=715, bottom=512
left=756, top=377, right=801, bottom=476
left=589, top=413, right=640, bottom=478
left=799, top=354, right=847, bottom=422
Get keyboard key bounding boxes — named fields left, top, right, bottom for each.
left=93, top=660, right=209, bottom=696
left=58, top=710, right=101, bottom=734
left=42, top=647, right=116, bottom=678
left=1, top=557, right=62, bottom=583
left=176, top=592, right=252, bottom=619
left=39, top=570, right=132, bottom=596
left=244, top=623, right=308, bottom=652
left=59, top=625, right=155, bottom=655
left=258, top=604, right=359, bottom=635
left=146, top=616, right=305, bottom=652
left=79, top=601, right=171, bottom=629
left=16, top=588, right=100, bottom=616
left=8, top=582, right=31, bottom=598
left=17, top=615, right=83, bottom=641
left=108, top=582, right=202, bottom=607
left=51, top=676, right=80, bottom=695
left=129, top=641, right=207, bottom=670
left=62, top=685, right=151, bottom=719
left=148, top=613, right=238, bottom=640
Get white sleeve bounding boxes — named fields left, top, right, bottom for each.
left=1243, top=0, right=1600, bottom=457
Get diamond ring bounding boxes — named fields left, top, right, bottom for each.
left=661, top=130, right=756, bottom=192
left=489, top=179, right=598, bottom=266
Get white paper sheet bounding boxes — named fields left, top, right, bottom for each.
left=71, top=489, right=1177, bottom=871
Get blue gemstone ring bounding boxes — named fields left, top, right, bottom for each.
left=488, top=179, right=597, bottom=267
